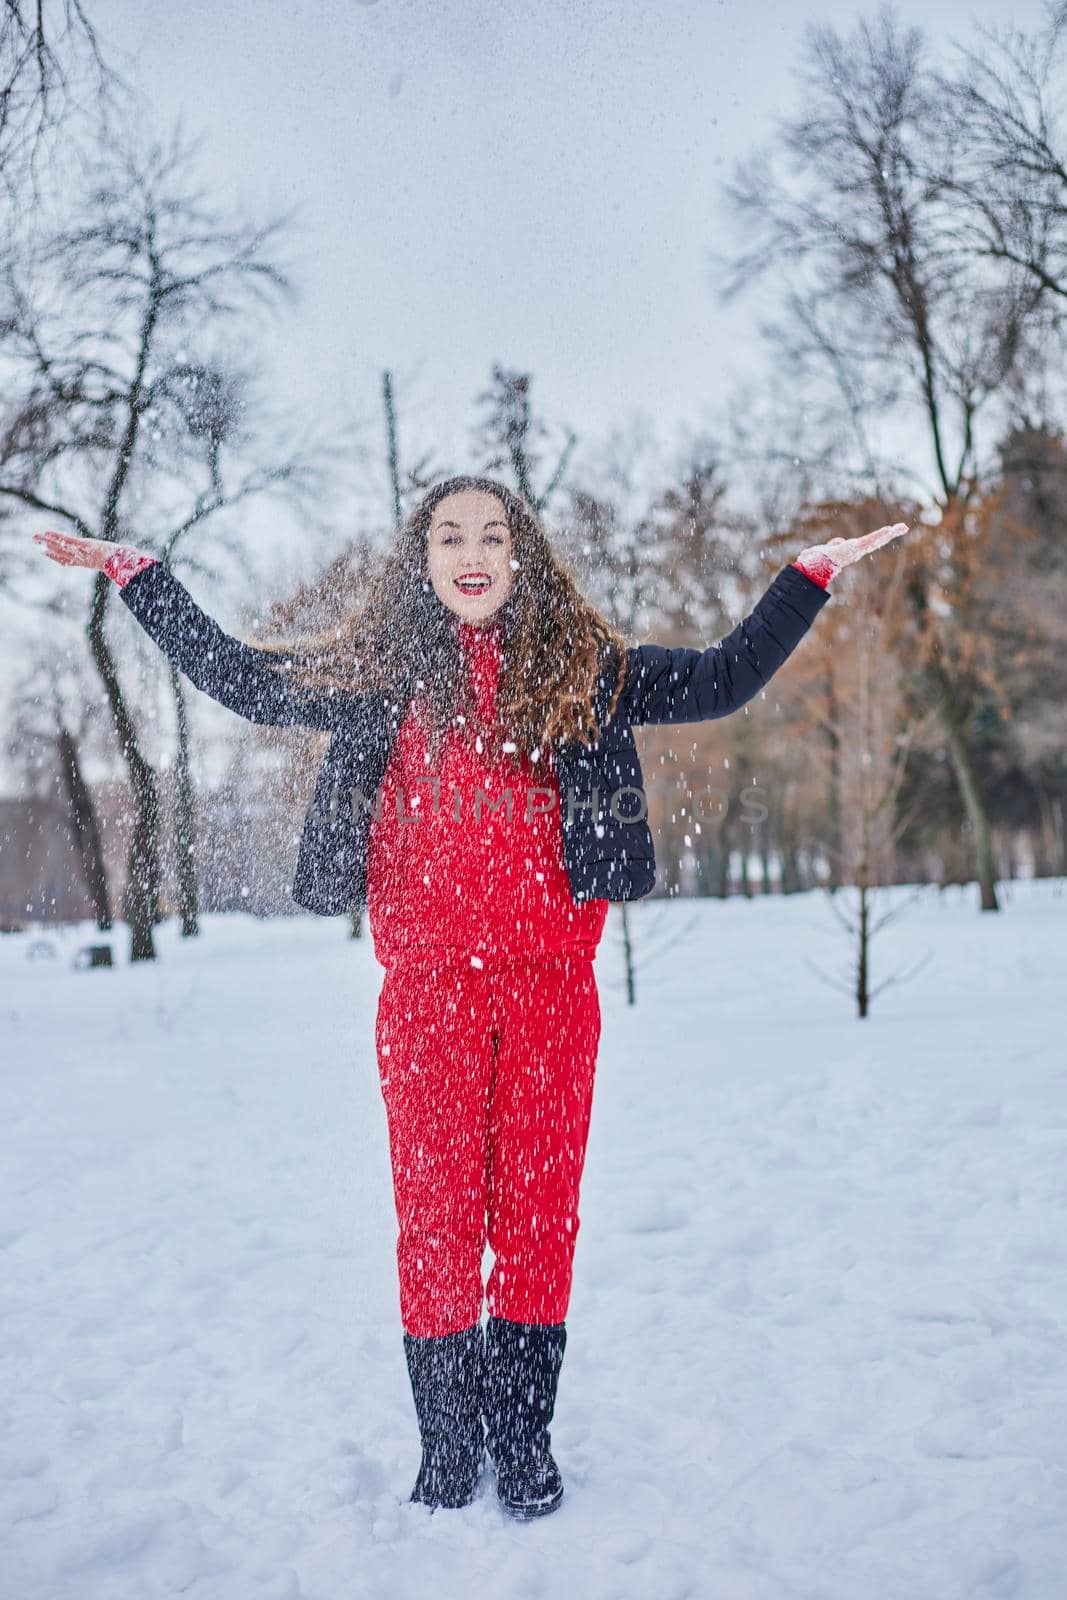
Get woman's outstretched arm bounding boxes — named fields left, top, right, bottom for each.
left=32, top=530, right=344, bottom=732
left=621, top=522, right=909, bottom=727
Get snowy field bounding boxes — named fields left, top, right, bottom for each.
left=2, top=879, right=1065, bottom=1600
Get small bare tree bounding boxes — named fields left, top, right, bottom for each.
left=600, top=899, right=700, bottom=1008
left=803, top=542, right=937, bottom=1016
left=470, top=364, right=577, bottom=514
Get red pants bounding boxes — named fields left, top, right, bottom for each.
left=374, top=952, right=602, bottom=1337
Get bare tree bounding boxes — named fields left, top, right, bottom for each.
left=0, top=1, right=121, bottom=193
left=564, top=428, right=679, bottom=1002
left=803, top=543, right=937, bottom=1015
left=933, top=5, right=1067, bottom=319
left=967, top=425, right=1067, bottom=877
left=568, top=438, right=746, bottom=996
left=599, top=899, right=701, bottom=1008
left=4, top=649, right=113, bottom=925
left=470, top=364, right=577, bottom=514
left=0, top=128, right=328, bottom=960
left=711, top=4, right=1058, bottom=912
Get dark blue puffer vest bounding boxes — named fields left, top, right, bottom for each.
left=119, top=561, right=830, bottom=915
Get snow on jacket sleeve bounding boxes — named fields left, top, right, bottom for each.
left=114, top=559, right=344, bottom=731
left=103, top=546, right=158, bottom=587
left=621, top=562, right=831, bottom=727
left=790, top=553, right=837, bottom=588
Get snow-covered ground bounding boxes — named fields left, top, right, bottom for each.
left=2, top=879, right=1064, bottom=1600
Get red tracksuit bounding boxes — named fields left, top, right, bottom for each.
left=366, top=618, right=608, bottom=1337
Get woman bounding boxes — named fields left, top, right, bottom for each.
left=33, top=478, right=908, bottom=1520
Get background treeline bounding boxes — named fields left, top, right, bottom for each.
left=0, top=2, right=1065, bottom=959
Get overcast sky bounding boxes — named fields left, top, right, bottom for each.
left=91, top=0, right=1047, bottom=502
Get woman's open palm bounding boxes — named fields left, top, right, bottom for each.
left=33, top=530, right=118, bottom=571
left=797, top=521, right=910, bottom=581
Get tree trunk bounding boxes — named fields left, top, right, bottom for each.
left=56, top=724, right=112, bottom=929
left=122, top=766, right=162, bottom=959
left=932, top=664, right=999, bottom=911
left=778, top=787, right=802, bottom=895
left=905, top=569, right=999, bottom=912
left=659, top=832, right=684, bottom=898
left=86, top=572, right=161, bottom=961
left=857, top=880, right=869, bottom=1019
left=1035, top=788, right=1065, bottom=879
left=738, top=835, right=753, bottom=898
left=620, top=901, right=636, bottom=1006
left=825, top=668, right=843, bottom=892
left=716, top=819, right=732, bottom=898
left=760, top=833, right=772, bottom=895
left=170, top=663, right=199, bottom=938
left=781, top=841, right=802, bottom=894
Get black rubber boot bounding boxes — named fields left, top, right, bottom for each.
left=481, top=1316, right=567, bottom=1519
left=402, top=1322, right=486, bottom=1509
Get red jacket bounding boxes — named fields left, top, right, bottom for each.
left=366, top=617, right=609, bottom=967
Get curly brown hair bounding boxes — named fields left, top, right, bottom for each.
left=247, top=475, right=629, bottom=769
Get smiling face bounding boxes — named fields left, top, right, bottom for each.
left=426, top=489, right=516, bottom=624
